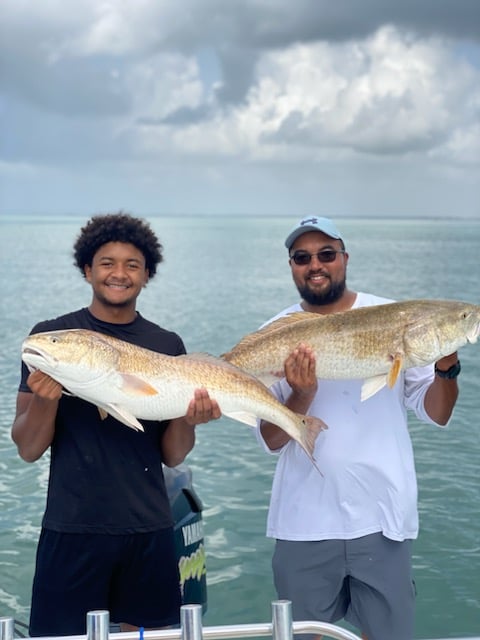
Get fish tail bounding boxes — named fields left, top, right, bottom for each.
left=298, top=415, right=328, bottom=475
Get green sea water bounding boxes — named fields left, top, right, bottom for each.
left=0, top=215, right=479, bottom=638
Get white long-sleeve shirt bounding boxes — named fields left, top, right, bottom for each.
left=256, top=292, right=446, bottom=542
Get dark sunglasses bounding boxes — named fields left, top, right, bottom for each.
left=290, top=249, right=345, bottom=265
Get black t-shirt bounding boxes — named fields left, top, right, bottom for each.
left=19, top=308, right=187, bottom=534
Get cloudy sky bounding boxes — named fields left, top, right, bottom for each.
left=1, top=0, right=479, bottom=219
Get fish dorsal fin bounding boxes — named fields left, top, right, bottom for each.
left=252, top=312, right=323, bottom=336
left=180, top=352, right=246, bottom=373
left=387, top=353, right=404, bottom=388
left=262, top=311, right=321, bottom=331
left=120, top=373, right=159, bottom=396
left=180, top=352, right=223, bottom=363
left=185, top=351, right=283, bottom=386
left=222, top=312, right=323, bottom=356
left=360, top=375, right=388, bottom=401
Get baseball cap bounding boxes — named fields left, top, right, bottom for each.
left=285, top=216, right=343, bottom=250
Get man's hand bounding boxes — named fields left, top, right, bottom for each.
left=260, top=343, right=318, bottom=452
left=184, top=388, right=222, bottom=426
left=27, top=370, right=63, bottom=401
left=162, top=389, right=222, bottom=465
left=284, top=343, right=318, bottom=400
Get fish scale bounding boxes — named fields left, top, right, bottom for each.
left=222, top=299, right=480, bottom=401
left=21, top=329, right=328, bottom=468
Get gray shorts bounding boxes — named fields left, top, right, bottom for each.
left=272, top=533, right=415, bottom=640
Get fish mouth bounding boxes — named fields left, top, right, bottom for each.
left=21, top=346, right=58, bottom=371
left=22, top=346, right=52, bottom=358
left=23, top=347, right=42, bottom=356
left=467, top=320, right=480, bottom=344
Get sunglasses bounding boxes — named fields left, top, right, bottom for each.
left=290, top=249, right=345, bottom=266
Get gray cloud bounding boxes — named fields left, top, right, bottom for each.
left=165, top=0, right=480, bottom=48
left=0, top=0, right=479, bottom=218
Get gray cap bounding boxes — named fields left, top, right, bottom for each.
left=285, top=216, right=343, bottom=249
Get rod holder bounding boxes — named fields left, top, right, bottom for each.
left=0, top=618, right=14, bottom=640
left=86, top=610, right=109, bottom=640
left=272, top=600, right=293, bottom=640
left=181, top=604, right=203, bottom=640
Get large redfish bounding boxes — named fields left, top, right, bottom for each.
left=21, top=329, right=327, bottom=463
left=222, top=299, right=480, bottom=401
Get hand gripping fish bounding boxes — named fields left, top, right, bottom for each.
left=222, top=299, right=480, bottom=401
left=21, top=329, right=327, bottom=465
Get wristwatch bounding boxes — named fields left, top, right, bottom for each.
left=434, top=360, right=461, bottom=379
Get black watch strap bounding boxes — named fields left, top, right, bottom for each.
left=434, top=360, right=461, bottom=379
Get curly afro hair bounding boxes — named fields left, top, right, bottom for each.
left=73, top=212, right=163, bottom=279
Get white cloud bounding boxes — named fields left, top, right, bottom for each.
left=125, top=26, right=480, bottom=167
left=255, top=27, right=479, bottom=162
left=63, top=0, right=186, bottom=57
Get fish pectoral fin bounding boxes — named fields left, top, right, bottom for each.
left=100, top=404, right=145, bottom=432
left=361, top=353, right=404, bottom=401
left=387, top=353, right=404, bottom=388
left=360, top=375, right=388, bottom=401
left=223, top=410, right=258, bottom=427
left=98, top=407, right=108, bottom=421
left=120, top=373, right=158, bottom=396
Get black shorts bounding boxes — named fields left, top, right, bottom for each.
left=29, top=528, right=182, bottom=636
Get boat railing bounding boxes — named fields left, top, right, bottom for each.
left=0, top=600, right=362, bottom=640
left=2, top=600, right=479, bottom=640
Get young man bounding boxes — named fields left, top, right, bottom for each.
left=257, top=216, right=460, bottom=640
left=12, top=212, right=221, bottom=636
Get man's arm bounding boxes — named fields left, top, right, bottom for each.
left=161, top=388, right=221, bottom=467
left=423, top=352, right=459, bottom=425
left=11, top=370, right=62, bottom=462
left=260, top=344, right=317, bottom=451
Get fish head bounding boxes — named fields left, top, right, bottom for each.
left=21, top=329, right=120, bottom=391
left=400, top=300, right=480, bottom=366
left=433, top=302, right=480, bottom=355
left=463, top=306, right=480, bottom=344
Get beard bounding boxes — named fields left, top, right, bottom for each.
left=296, top=277, right=346, bottom=307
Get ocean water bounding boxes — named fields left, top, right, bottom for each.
left=0, top=215, right=479, bottom=638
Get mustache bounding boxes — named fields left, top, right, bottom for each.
left=297, top=279, right=346, bottom=306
